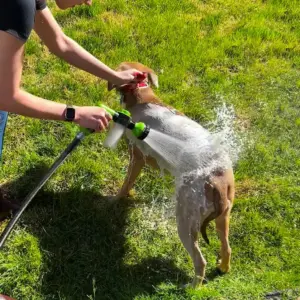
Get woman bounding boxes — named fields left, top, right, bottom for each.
left=0, top=0, right=142, bottom=218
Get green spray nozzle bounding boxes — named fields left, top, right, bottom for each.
left=99, top=103, right=117, bottom=116
left=99, top=103, right=150, bottom=140
left=80, top=103, right=120, bottom=136
left=80, top=103, right=150, bottom=140
left=132, top=122, right=150, bottom=140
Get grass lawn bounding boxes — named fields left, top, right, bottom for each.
left=1, top=0, right=300, bottom=299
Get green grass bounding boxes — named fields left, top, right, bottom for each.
left=1, top=0, right=300, bottom=299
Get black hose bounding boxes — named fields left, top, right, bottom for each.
left=0, top=132, right=86, bottom=249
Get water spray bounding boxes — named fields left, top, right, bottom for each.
left=0, top=103, right=150, bottom=249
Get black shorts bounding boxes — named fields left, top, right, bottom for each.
left=0, top=0, right=47, bottom=42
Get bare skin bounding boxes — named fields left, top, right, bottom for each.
left=0, top=0, right=142, bottom=131
left=0, top=0, right=142, bottom=215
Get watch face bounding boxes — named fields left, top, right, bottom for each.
left=66, top=107, right=75, bottom=121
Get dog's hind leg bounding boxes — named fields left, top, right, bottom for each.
left=115, top=145, right=145, bottom=200
left=176, top=203, right=207, bottom=288
left=215, top=206, right=232, bottom=273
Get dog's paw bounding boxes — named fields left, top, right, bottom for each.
left=104, top=189, right=136, bottom=203
left=128, top=189, right=137, bottom=198
left=180, top=282, right=199, bottom=290
left=216, top=263, right=230, bottom=274
left=180, top=276, right=206, bottom=290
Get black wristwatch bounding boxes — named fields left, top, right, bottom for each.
left=64, top=105, right=76, bottom=122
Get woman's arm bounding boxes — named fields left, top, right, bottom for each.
left=0, top=31, right=110, bottom=131
left=34, top=8, right=139, bottom=86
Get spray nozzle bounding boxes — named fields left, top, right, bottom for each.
left=113, top=111, right=150, bottom=140
left=132, top=122, right=150, bottom=140
left=112, top=110, right=135, bottom=129
left=99, top=104, right=150, bottom=140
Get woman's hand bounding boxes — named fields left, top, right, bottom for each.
left=74, top=106, right=112, bottom=132
left=113, top=69, right=144, bottom=86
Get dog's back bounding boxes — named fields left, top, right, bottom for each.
left=126, top=103, right=216, bottom=174
left=128, top=103, right=209, bottom=140
left=127, top=102, right=234, bottom=243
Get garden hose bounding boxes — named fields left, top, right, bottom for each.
left=0, top=104, right=150, bottom=249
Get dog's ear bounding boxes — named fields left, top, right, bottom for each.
left=148, top=72, right=159, bottom=88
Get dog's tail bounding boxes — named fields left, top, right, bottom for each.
left=200, top=169, right=235, bottom=245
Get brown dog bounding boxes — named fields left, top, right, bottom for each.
left=107, top=62, right=235, bottom=288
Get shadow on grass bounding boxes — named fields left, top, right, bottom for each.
left=2, top=164, right=189, bottom=300
left=203, top=267, right=227, bottom=286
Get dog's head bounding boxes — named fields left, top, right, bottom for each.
left=107, top=62, right=159, bottom=92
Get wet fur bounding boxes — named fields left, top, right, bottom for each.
left=107, top=62, right=235, bottom=288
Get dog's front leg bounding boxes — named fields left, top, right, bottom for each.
left=115, top=145, right=145, bottom=200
